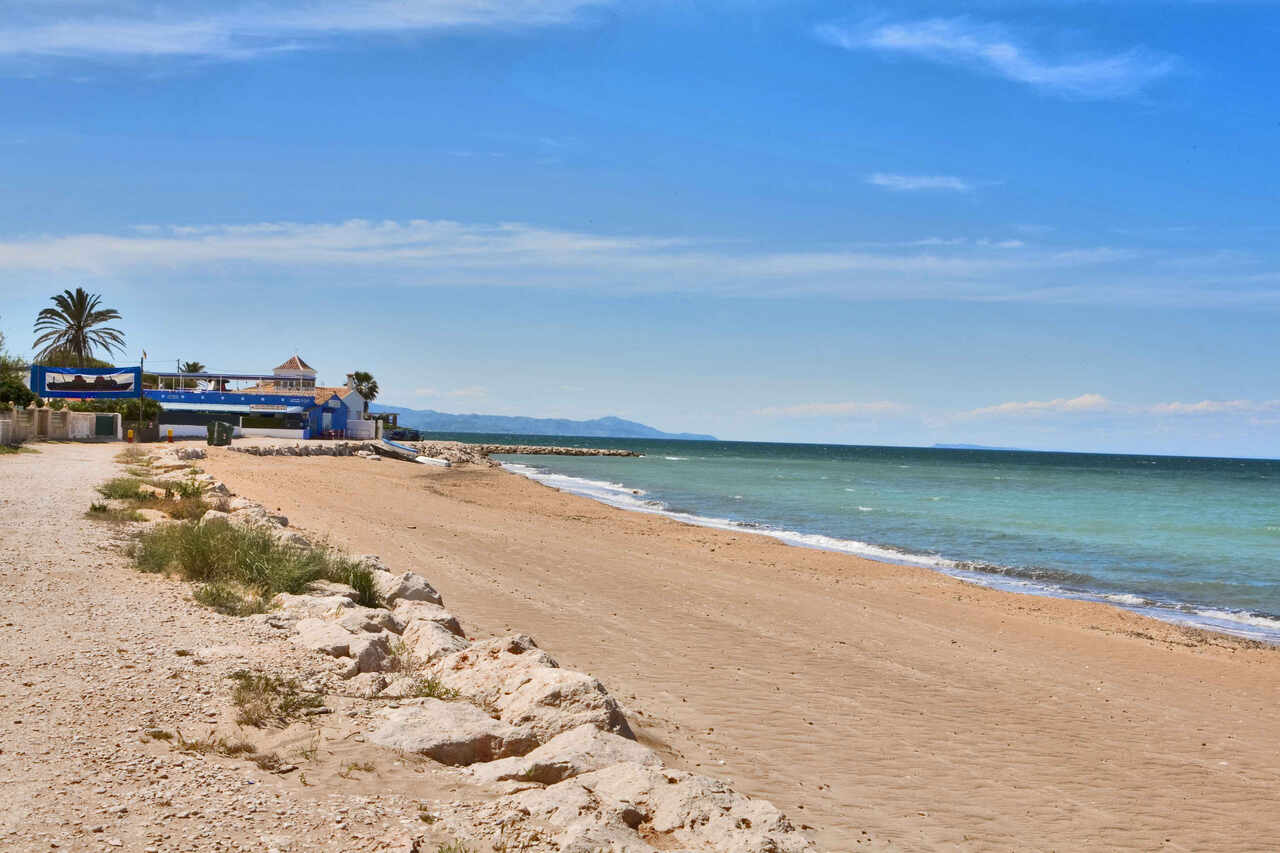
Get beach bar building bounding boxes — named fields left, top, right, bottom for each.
left=146, top=356, right=377, bottom=440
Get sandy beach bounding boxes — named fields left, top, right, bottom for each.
left=194, top=444, right=1280, bottom=852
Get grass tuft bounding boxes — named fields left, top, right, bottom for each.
left=194, top=582, right=266, bottom=616
left=173, top=730, right=287, bottom=772
left=388, top=640, right=460, bottom=700
left=134, top=518, right=376, bottom=616
left=229, top=670, right=323, bottom=727
left=96, top=477, right=147, bottom=500
left=86, top=502, right=144, bottom=524
left=0, top=444, right=37, bottom=455
left=326, top=559, right=382, bottom=608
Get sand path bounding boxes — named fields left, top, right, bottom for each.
left=202, top=446, right=1280, bottom=853
left=0, top=443, right=480, bottom=851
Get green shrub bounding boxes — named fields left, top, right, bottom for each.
left=193, top=581, right=266, bottom=615
left=327, top=559, right=382, bottom=608
left=135, top=519, right=374, bottom=614
left=162, top=495, right=209, bottom=520
left=96, top=477, right=146, bottom=500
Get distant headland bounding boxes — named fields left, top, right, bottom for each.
left=373, top=405, right=716, bottom=441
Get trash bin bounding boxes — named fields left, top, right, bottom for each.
left=206, top=421, right=234, bottom=446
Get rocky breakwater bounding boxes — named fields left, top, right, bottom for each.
left=140, top=445, right=813, bottom=851
left=410, top=440, right=640, bottom=466
left=267, top=569, right=815, bottom=851
left=226, top=439, right=638, bottom=466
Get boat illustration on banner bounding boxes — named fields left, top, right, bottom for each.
left=45, top=373, right=136, bottom=393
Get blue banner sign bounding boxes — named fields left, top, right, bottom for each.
left=30, top=365, right=142, bottom=399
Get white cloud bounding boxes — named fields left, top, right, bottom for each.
left=754, top=401, right=910, bottom=418
left=0, top=1, right=607, bottom=61
left=868, top=173, right=973, bottom=192
left=818, top=17, right=1174, bottom=98
left=1148, top=399, right=1280, bottom=416
left=960, top=393, right=1110, bottom=419
left=0, top=216, right=1274, bottom=308
left=414, top=385, right=487, bottom=398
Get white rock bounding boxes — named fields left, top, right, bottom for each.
left=305, top=580, right=359, bottom=601
left=337, top=607, right=402, bottom=635
left=270, top=593, right=356, bottom=622
left=207, top=481, right=231, bottom=497
left=470, top=724, right=658, bottom=785
left=391, top=600, right=464, bottom=636
left=274, top=530, right=312, bottom=548
left=347, top=632, right=392, bottom=673
left=430, top=635, right=632, bottom=744
left=496, top=762, right=815, bottom=853
left=199, top=510, right=231, bottom=526
left=292, top=618, right=352, bottom=657
left=176, top=447, right=206, bottom=460
left=228, top=497, right=257, bottom=512
left=368, top=699, right=516, bottom=765
left=401, top=619, right=469, bottom=663
left=372, top=569, right=442, bottom=606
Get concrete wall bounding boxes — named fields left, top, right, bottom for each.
left=1, top=407, right=120, bottom=442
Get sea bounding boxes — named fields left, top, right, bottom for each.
left=424, top=433, right=1280, bottom=643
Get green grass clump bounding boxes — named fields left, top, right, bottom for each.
left=86, top=502, right=144, bottom=524
left=194, top=582, right=266, bottom=616
left=229, top=670, right=323, bottom=727
left=0, top=444, right=36, bottom=455
left=96, top=477, right=147, bottom=500
left=162, top=494, right=210, bottom=520
left=115, top=447, right=151, bottom=465
left=134, top=518, right=374, bottom=616
left=326, top=559, right=382, bottom=608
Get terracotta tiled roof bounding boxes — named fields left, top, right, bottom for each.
left=273, top=355, right=315, bottom=373
left=313, top=386, right=352, bottom=405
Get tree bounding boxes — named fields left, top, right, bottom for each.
left=32, top=288, right=125, bottom=367
left=179, top=360, right=206, bottom=390
left=349, top=371, right=379, bottom=414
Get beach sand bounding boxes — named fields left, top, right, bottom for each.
left=202, top=447, right=1280, bottom=852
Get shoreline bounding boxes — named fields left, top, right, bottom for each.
left=497, top=457, right=1280, bottom=645
left=201, top=444, right=1280, bottom=851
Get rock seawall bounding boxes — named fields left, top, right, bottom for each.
left=228, top=439, right=640, bottom=466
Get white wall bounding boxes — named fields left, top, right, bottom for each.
left=242, top=427, right=306, bottom=439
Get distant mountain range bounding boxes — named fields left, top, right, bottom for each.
left=372, top=405, right=716, bottom=441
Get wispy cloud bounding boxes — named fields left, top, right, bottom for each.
left=754, top=401, right=910, bottom=418
left=817, top=17, right=1174, bottom=98
left=868, top=173, right=973, bottom=192
left=1148, top=399, right=1280, bottom=416
left=413, top=385, right=489, bottom=398
left=0, top=217, right=1275, bottom=308
left=0, top=1, right=607, bottom=61
left=960, top=393, right=1110, bottom=418
left=957, top=394, right=1280, bottom=421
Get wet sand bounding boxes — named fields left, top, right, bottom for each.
left=203, top=447, right=1280, bottom=852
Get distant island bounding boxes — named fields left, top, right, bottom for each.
left=933, top=443, right=1027, bottom=451
left=373, top=405, right=716, bottom=441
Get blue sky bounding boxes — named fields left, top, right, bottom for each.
left=1, top=1, right=1278, bottom=456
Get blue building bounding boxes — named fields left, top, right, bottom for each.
left=147, top=355, right=374, bottom=440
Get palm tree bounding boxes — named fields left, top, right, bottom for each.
left=349, top=371, right=379, bottom=414
left=32, top=288, right=125, bottom=367
left=179, top=360, right=206, bottom=390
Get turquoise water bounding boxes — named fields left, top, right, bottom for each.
left=427, top=433, right=1280, bottom=642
